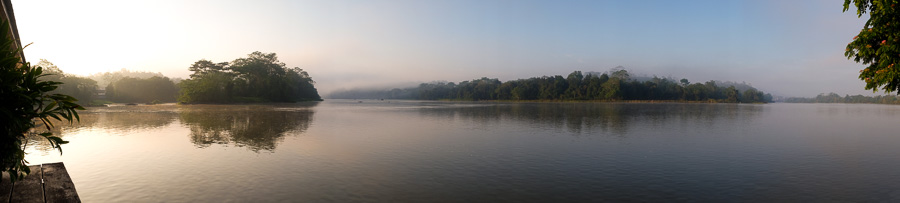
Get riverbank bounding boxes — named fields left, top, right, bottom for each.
left=430, top=99, right=766, bottom=104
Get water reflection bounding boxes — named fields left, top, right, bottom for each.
left=27, top=105, right=178, bottom=152
left=415, top=102, right=764, bottom=135
left=25, top=101, right=900, bottom=202
left=28, top=103, right=317, bottom=153
left=178, top=103, right=317, bottom=152
left=27, top=101, right=761, bottom=153
left=86, top=108, right=178, bottom=131
left=45, top=105, right=178, bottom=132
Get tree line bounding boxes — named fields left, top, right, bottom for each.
left=88, top=68, right=173, bottom=87
left=105, top=76, right=178, bottom=104
left=37, top=51, right=322, bottom=105
left=332, top=70, right=773, bottom=103
left=37, top=60, right=179, bottom=106
left=178, top=51, right=321, bottom=104
left=784, top=93, right=900, bottom=104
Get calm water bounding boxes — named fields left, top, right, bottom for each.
left=24, top=100, right=900, bottom=202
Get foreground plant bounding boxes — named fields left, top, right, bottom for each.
left=0, top=19, right=81, bottom=182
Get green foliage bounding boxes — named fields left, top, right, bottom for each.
left=54, top=76, right=98, bottom=105
left=36, top=59, right=98, bottom=106
left=178, top=71, right=234, bottom=103
left=601, top=77, right=622, bottom=100
left=107, top=76, right=178, bottom=103
left=178, top=52, right=322, bottom=104
left=408, top=70, right=772, bottom=103
left=0, top=20, right=81, bottom=182
left=843, top=0, right=900, bottom=93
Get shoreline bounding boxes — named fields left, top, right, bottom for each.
left=339, top=98, right=766, bottom=104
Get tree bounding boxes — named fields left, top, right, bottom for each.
left=844, top=0, right=900, bottom=93
left=601, top=78, right=622, bottom=100
left=495, top=81, right=515, bottom=100
left=724, top=86, right=740, bottom=103
left=54, top=76, right=97, bottom=105
left=107, top=76, right=178, bottom=103
left=743, top=88, right=761, bottom=103
left=36, top=59, right=98, bottom=106
left=0, top=19, right=81, bottom=182
left=178, top=52, right=321, bottom=103
left=610, top=68, right=630, bottom=80
left=585, top=74, right=603, bottom=99
left=88, top=69, right=165, bottom=88
left=179, top=72, right=235, bottom=103
left=188, top=60, right=228, bottom=78
left=511, top=82, right=536, bottom=100
left=565, top=71, right=585, bottom=99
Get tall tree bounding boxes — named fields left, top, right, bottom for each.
left=188, top=60, right=228, bottom=78
left=844, top=0, right=900, bottom=93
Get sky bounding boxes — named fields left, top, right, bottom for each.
left=11, top=0, right=874, bottom=97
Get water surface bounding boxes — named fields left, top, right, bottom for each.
left=25, top=100, right=900, bottom=202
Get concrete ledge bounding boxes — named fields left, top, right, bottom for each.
left=1, top=162, right=80, bottom=203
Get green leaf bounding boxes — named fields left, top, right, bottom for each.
left=43, top=101, right=57, bottom=112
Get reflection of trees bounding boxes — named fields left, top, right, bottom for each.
left=417, top=103, right=629, bottom=134
left=417, top=103, right=763, bottom=136
left=26, top=103, right=318, bottom=153
left=27, top=106, right=178, bottom=152
left=38, top=107, right=178, bottom=132
left=178, top=103, right=317, bottom=152
left=94, top=112, right=177, bottom=130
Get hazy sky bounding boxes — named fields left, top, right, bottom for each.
left=12, top=0, right=872, bottom=97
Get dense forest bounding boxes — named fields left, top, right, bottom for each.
left=331, top=70, right=773, bottom=103
left=88, top=68, right=178, bottom=87
left=36, top=59, right=181, bottom=106
left=37, top=59, right=100, bottom=106
left=178, top=52, right=321, bottom=104
left=106, top=76, right=179, bottom=103
left=784, top=93, right=900, bottom=104
left=32, top=52, right=321, bottom=105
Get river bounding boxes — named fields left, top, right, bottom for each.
left=24, top=100, right=900, bottom=202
